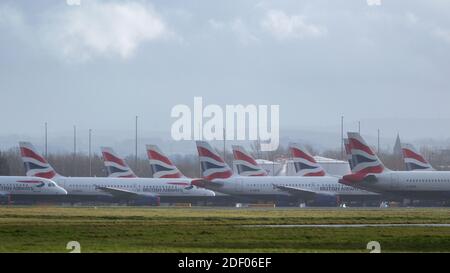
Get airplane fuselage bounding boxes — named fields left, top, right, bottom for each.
left=195, top=176, right=376, bottom=199
left=0, top=176, right=66, bottom=196
left=53, top=177, right=215, bottom=197
left=347, top=171, right=450, bottom=200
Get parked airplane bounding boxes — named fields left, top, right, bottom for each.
left=101, top=147, right=137, bottom=178
left=401, top=143, right=435, bottom=171
left=192, top=141, right=377, bottom=205
left=0, top=176, right=67, bottom=203
left=231, top=145, right=268, bottom=176
left=19, top=142, right=215, bottom=205
left=340, top=132, right=450, bottom=200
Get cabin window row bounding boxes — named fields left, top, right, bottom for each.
left=406, top=179, right=449, bottom=183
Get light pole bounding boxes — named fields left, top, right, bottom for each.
left=73, top=125, right=77, bottom=176
left=341, top=115, right=344, bottom=160
left=377, top=129, right=380, bottom=153
left=135, top=115, right=138, bottom=170
left=89, top=129, right=92, bottom=177
left=44, top=122, right=48, bottom=158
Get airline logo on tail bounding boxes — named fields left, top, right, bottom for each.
left=101, top=147, right=137, bottom=178
left=340, top=133, right=386, bottom=185
left=146, top=145, right=184, bottom=178
left=232, top=145, right=268, bottom=176
left=401, top=143, right=434, bottom=171
left=347, top=132, right=385, bottom=175
left=196, top=141, right=233, bottom=180
left=19, top=142, right=58, bottom=179
left=289, top=143, right=326, bottom=176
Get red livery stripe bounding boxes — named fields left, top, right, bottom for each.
left=20, top=147, right=47, bottom=164
left=35, top=170, right=56, bottom=179
left=233, top=150, right=258, bottom=165
left=290, top=147, right=316, bottom=163
left=147, top=150, right=173, bottom=166
left=349, top=138, right=375, bottom=155
left=197, top=146, right=224, bottom=163
left=402, top=149, right=427, bottom=164
left=358, top=165, right=384, bottom=175
left=102, top=152, right=127, bottom=167
left=205, top=170, right=232, bottom=180
left=304, top=170, right=326, bottom=177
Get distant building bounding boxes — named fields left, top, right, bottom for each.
left=232, top=157, right=351, bottom=176
left=393, top=133, right=402, bottom=156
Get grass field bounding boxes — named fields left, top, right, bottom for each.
left=0, top=206, right=449, bottom=252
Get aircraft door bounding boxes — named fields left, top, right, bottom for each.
left=390, top=173, right=399, bottom=189
left=235, top=178, right=244, bottom=192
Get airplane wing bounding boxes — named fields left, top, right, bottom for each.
left=95, top=186, right=157, bottom=199
left=190, top=178, right=223, bottom=189
left=273, top=184, right=335, bottom=199
left=272, top=184, right=317, bottom=198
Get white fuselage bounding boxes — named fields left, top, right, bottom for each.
left=355, top=171, right=450, bottom=199
left=53, top=176, right=214, bottom=197
left=0, top=176, right=67, bottom=196
left=199, top=176, right=375, bottom=197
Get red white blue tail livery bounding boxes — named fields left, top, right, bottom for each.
left=19, top=142, right=59, bottom=179
left=232, top=145, right=267, bottom=176
left=347, top=132, right=386, bottom=175
left=401, top=143, right=434, bottom=171
left=196, top=141, right=233, bottom=180
left=289, top=143, right=326, bottom=176
left=101, top=147, right=137, bottom=178
left=340, top=133, right=387, bottom=185
left=146, top=145, right=184, bottom=178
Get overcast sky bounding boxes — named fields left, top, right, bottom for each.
left=1, top=0, right=450, bottom=148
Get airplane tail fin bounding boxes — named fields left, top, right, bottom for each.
left=401, top=143, right=434, bottom=171
left=344, top=138, right=355, bottom=171
left=231, top=145, right=268, bottom=176
left=146, top=145, right=184, bottom=178
left=101, top=147, right=137, bottom=178
left=196, top=141, right=233, bottom=180
left=18, top=142, right=59, bottom=179
left=340, top=133, right=387, bottom=185
left=289, top=143, right=326, bottom=176
left=346, top=132, right=387, bottom=175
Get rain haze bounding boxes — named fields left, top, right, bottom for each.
left=1, top=0, right=450, bottom=155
